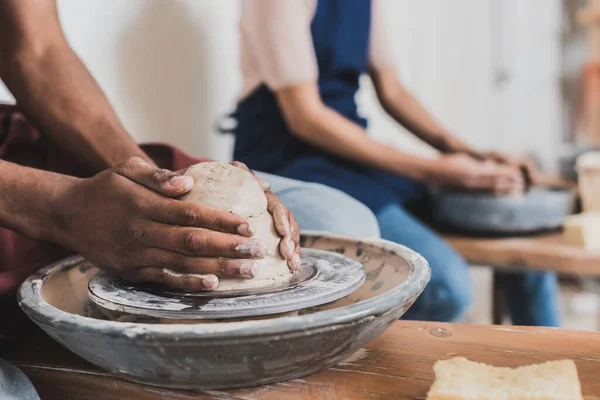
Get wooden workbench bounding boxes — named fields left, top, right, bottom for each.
left=444, top=232, right=600, bottom=324
left=445, top=232, right=600, bottom=276
left=4, top=321, right=600, bottom=400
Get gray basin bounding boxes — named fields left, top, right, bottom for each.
left=17, top=232, right=430, bottom=390
left=431, top=187, right=575, bottom=235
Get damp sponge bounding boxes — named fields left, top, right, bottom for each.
left=426, top=357, right=583, bottom=400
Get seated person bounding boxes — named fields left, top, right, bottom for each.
left=0, top=1, right=380, bottom=398
left=230, top=0, right=559, bottom=326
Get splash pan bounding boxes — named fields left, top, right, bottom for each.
left=18, top=232, right=430, bottom=390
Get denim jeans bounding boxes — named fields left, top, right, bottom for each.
left=278, top=156, right=561, bottom=327
left=0, top=359, right=40, bottom=400
left=375, top=203, right=560, bottom=325
left=256, top=172, right=381, bottom=237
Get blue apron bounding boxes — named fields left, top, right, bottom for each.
left=230, top=0, right=427, bottom=214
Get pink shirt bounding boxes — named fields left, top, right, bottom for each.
left=239, top=0, right=395, bottom=100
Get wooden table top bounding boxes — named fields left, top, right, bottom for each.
left=444, top=232, right=600, bottom=276
left=4, top=321, right=600, bottom=400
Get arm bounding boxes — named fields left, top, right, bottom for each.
left=371, top=68, right=538, bottom=181
left=276, top=84, right=435, bottom=182
left=0, top=160, right=72, bottom=243
left=241, top=0, right=521, bottom=192
left=0, top=0, right=301, bottom=273
left=0, top=158, right=269, bottom=290
left=370, top=68, right=476, bottom=155
left=0, top=0, right=153, bottom=172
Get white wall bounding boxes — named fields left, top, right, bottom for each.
left=0, top=0, right=563, bottom=169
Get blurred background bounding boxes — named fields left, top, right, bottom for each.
left=2, top=0, right=600, bottom=327
left=0, top=0, right=571, bottom=168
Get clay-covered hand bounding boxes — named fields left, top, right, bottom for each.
left=428, top=153, right=524, bottom=195
left=472, top=150, right=539, bottom=185
left=231, top=161, right=302, bottom=272
left=53, top=157, right=266, bottom=291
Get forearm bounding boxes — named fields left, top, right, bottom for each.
left=372, top=69, right=474, bottom=154
left=0, top=160, right=74, bottom=244
left=0, top=44, right=154, bottom=172
left=288, top=105, right=435, bottom=181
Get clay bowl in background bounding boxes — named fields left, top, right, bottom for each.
left=18, top=232, right=430, bottom=390
left=431, top=185, right=576, bottom=236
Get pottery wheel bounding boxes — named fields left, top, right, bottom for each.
left=431, top=187, right=575, bottom=236
left=88, top=249, right=365, bottom=320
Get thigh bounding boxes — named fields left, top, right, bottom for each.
left=376, top=203, right=471, bottom=297
left=366, top=169, right=429, bottom=206
left=278, top=157, right=398, bottom=213
left=0, top=358, right=40, bottom=400
left=256, top=171, right=380, bottom=238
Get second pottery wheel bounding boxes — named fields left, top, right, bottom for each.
left=431, top=186, right=575, bottom=236
left=88, top=248, right=365, bottom=320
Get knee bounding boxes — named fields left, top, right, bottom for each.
left=286, top=183, right=380, bottom=238
left=425, top=272, right=472, bottom=322
left=410, top=251, right=472, bottom=322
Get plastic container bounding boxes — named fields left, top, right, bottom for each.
left=577, top=151, right=600, bottom=211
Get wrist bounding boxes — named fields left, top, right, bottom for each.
left=440, top=135, right=474, bottom=155
left=417, top=158, right=443, bottom=183
left=45, top=174, right=82, bottom=249
left=391, top=153, right=440, bottom=183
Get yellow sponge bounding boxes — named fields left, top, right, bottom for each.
left=563, top=212, right=600, bottom=250
left=427, top=357, right=583, bottom=400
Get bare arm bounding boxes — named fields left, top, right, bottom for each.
left=0, top=160, right=73, bottom=243
left=370, top=68, right=475, bottom=155
left=0, top=0, right=153, bottom=172
left=275, top=83, right=522, bottom=193
left=370, top=67, right=538, bottom=181
left=276, top=84, right=437, bottom=181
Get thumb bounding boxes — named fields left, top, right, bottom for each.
left=115, top=157, right=194, bottom=197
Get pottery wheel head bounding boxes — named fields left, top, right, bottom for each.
left=88, top=249, right=365, bottom=320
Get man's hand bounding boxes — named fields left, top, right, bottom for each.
left=427, top=154, right=524, bottom=195
left=53, top=157, right=267, bottom=291
left=231, top=162, right=301, bottom=272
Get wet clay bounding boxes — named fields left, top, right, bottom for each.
left=180, top=162, right=291, bottom=292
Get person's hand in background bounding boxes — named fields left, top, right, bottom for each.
left=230, top=161, right=302, bottom=273
left=471, top=151, right=539, bottom=186
left=53, top=157, right=265, bottom=291
left=426, top=153, right=524, bottom=195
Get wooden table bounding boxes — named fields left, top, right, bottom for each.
left=4, top=321, right=600, bottom=400
left=444, top=232, right=600, bottom=324
left=445, top=233, right=600, bottom=277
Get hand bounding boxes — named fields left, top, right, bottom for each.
left=473, top=151, right=539, bottom=185
left=231, top=161, right=301, bottom=272
left=53, top=157, right=267, bottom=291
left=428, top=154, right=524, bottom=195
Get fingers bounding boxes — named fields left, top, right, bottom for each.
left=146, top=223, right=268, bottom=259
left=263, top=190, right=301, bottom=271
left=288, top=210, right=302, bottom=271
left=143, top=249, right=258, bottom=278
left=149, top=198, right=253, bottom=236
left=125, top=267, right=219, bottom=291
left=231, top=161, right=270, bottom=190
left=467, top=161, right=523, bottom=194
left=230, top=161, right=301, bottom=271
left=489, top=165, right=524, bottom=195
left=116, top=157, right=194, bottom=198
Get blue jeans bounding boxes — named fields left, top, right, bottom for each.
left=278, top=156, right=561, bottom=326
left=0, top=359, right=40, bottom=400
left=376, top=204, right=560, bottom=325
left=256, top=172, right=381, bottom=237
